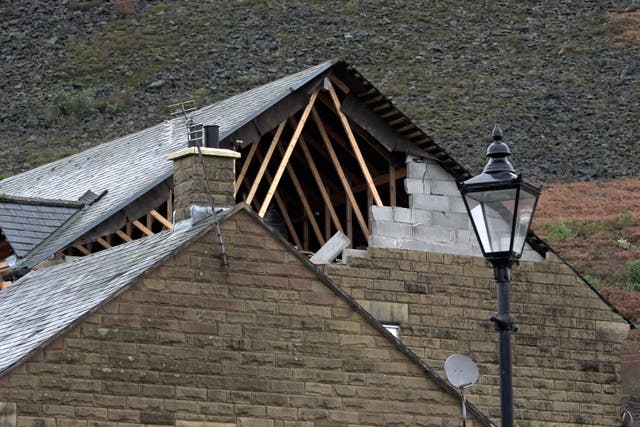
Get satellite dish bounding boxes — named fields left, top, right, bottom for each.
left=445, top=354, right=480, bottom=388
left=622, top=410, right=634, bottom=427
left=445, top=354, right=480, bottom=427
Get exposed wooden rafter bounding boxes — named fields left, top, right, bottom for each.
left=311, top=107, right=369, bottom=238
left=259, top=89, right=319, bottom=218
left=246, top=122, right=286, bottom=205
left=326, top=81, right=383, bottom=207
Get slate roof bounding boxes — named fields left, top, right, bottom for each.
left=0, top=207, right=224, bottom=376
left=0, top=197, right=81, bottom=258
left=0, top=60, right=339, bottom=269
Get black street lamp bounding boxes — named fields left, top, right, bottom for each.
left=457, top=125, right=541, bottom=427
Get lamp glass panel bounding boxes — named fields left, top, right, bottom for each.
left=512, top=187, right=538, bottom=256
left=465, top=188, right=517, bottom=254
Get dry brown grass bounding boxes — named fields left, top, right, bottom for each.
left=532, top=178, right=640, bottom=324
left=609, top=10, right=640, bottom=45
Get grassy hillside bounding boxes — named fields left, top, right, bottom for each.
left=0, top=0, right=639, bottom=181
left=533, top=178, right=640, bottom=324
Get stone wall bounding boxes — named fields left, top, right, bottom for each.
left=369, top=156, right=542, bottom=262
left=325, top=247, right=630, bottom=426
left=169, top=148, right=239, bottom=222
left=0, top=210, right=482, bottom=427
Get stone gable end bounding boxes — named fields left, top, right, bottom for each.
left=0, top=210, right=482, bottom=427
left=325, top=247, right=630, bottom=426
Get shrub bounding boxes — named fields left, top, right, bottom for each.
left=543, top=217, right=572, bottom=242
left=618, top=210, right=634, bottom=228
left=115, top=0, right=136, bottom=16
left=51, top=89, right=94, bottom=119
left=628, top=260, right=640, bottom=285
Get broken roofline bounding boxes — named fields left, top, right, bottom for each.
left=0, top=194, right=84, bottom=209
left=0, top=58, right=550, bottom=270
left=0, top=203, right=495, bottom=426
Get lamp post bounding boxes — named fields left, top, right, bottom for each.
left=457, top=125, right=541, bottom=427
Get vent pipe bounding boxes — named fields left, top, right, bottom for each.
left=204, top=125, right=220, bottom=148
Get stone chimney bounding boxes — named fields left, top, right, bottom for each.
left=167, top=147, right=240, bottom=223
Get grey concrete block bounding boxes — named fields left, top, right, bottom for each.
left=404, top=178, right=426, bottom=195
left=425, top=161, right=452, bottom=180
left=371, top=205, right=393, bottom=222
left=393, top=207, right=413, bottom=223
left=407, top=160, right=427, bottom=179
left=413, top=225, right=453, bottom=243
left=368, top=234, right=398, bottom=249
left=430, top=179, right=459, bottom=196
left=448, top=212, right=471, bottom=229
left=372, top=221, right=413, bottom=239
left=449, top=195, right=468, bottom=214
left=455, top=229, right=474, bottom=244
left=410, top=209, right=432, bottom=225
left=431, top=211, right=449, bottom=227
left=411, top=194, right=450, bottom=211
left=405, top=154, right=426, bottom=164
left=310, top=231, right=350, bottom=264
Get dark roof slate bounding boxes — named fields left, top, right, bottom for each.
left=0, top=200, right=80, bottom=257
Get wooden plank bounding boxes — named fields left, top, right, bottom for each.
left=329, top=74, right=351, bottom=94
left=346, top=196, right=353, bottom=245
left=146, top=213, right=152, bottom=230
left=325, top=205, right=331, bottom=240
left=150, top=209, right=173, bottom=230
left=311, top=107, right=369, bottom=238
left=0, top=281, right=12, bottom=290
left=253, top=150, right=303, bottom=250
left=259, top=89, right=319, bottom=218
left=274, top=138, right=324, bottom=245
left=116, top=230, right=133, bottom=243
left=234, top=138, right=260, bottom=197
left=125, top=222, right=132, bottom=238
left=329, top=168, right=407, bottom=205
left=367, top=189, right=373, bottom=230
left=327, top=82, right=383, bottom=207
left=74, top=244, right=91, bottom=256
left=389, top=163, right=397, bottom=207
left=290, top=117, right=343, bottom=234
left=247, top=121, right=286, bottom=205
left=132, top=220, right=154, bottom=237
left=96, top=237, right=112, bottom=249
left=167, top=190, right=173, bottom=222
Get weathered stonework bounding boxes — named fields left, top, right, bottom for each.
left=325, top=247, right=630, bottom=426
left=169, top=148, right=240, bottom=222
left=0, top=210, right=483, bottom=427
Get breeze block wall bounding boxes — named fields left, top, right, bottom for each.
left=0, top=210, right=483, bottom=427
left=369, top=156, right=542, bottom=262
left=324, top=247, right=630, bottom=426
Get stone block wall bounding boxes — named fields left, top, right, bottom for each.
left=0, top=210, right=483, bottom=427
left=369, top=156, right=542, bottom=262
left=325, top=247, right=630, bottom=426
left=170, top=148, right=239, bottom=222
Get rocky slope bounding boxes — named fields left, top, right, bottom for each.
left=1, top=0, right=639, bottom=181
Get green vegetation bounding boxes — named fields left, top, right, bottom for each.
left=541, top=218, right=572, bottom=242
left=51, top=89, right=94, bottom=119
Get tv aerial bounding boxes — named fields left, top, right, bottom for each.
left=444, top=354, right=480, bottom=427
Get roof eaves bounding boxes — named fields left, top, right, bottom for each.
left=17, top=171, right=174, bottom=270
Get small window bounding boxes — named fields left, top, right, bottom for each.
left=383, top=324, right=400, bottom=338
left=0, top=402, right=16, bottom=427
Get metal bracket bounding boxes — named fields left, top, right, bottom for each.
left=490, top=314, right=518, bottom=332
